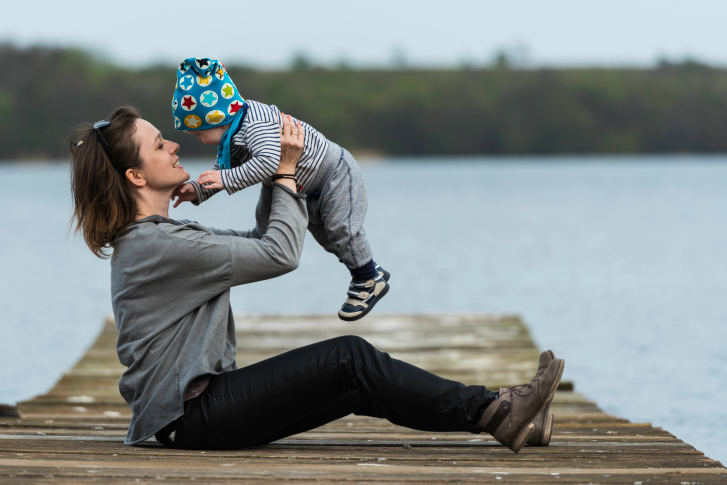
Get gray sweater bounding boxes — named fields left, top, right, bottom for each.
left=110, top=184, right=308, bottom=445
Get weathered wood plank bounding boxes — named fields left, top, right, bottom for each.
left=5, top=313, right=725, bottom=483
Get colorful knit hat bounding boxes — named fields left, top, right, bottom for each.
left=171, top=57, right=245, bottom=132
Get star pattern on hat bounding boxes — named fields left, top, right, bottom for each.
left=201, top=91, right=218, bottom=107
left=179, top=75, right=194, bottom=91
left=206, top=110, right=225, bottom=124
left=221, top=83, right=234, bottom=99
left=173, top=57, right=244, bottom=132
left=184, top=114, right=202, bottom=129
left=181, top=95, right=197, bottom=111
left=228, top=100, right=243, bottom=115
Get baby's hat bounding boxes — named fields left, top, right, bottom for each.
left=172, top=57, right=245, bottom=131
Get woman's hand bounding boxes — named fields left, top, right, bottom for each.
left=271, top=113, right=305, bottom=192
left=171, top=183, right=197, bottom=208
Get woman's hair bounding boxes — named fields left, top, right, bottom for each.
left=69, top=105, right=143, bottom=259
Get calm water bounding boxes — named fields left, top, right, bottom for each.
left=1, top=156, right=726, bottom=464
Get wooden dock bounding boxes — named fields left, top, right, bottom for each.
left=2, top=314, right=725, bottom=483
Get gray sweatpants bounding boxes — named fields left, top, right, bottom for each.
left=303, top=141, right=373, bottom=270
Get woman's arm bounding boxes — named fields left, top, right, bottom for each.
left=207, top=116, right=305, bottom=239
left=226, top=182, right=307, bottom=285
left=266, top=114, right=302, bottom=192
left=227, top=116, right=306, bottom=284
left=222, top=116, right=307, bottom=285
left=151, top=116, right=307, bottom=311
left=206, top=183, right=273, bottom=238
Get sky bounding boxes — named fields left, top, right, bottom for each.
left=1, top=0, right=726, bottom=69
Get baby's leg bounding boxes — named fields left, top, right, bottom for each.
left=313, top=150, right=373, bottom=271
left=308, top=222, right=388, bottom=280
left=311, top=148, right=389, bottom=321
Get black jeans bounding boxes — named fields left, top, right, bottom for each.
left=158, top=336, right=497, bottom=450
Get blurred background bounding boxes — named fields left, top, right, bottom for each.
left=1, top=0, right=727, bottom=464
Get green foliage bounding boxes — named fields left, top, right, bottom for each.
left=3, top=44, right=727, bottom=160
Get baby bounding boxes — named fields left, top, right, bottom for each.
left=171, top=57, right=389, bottom=321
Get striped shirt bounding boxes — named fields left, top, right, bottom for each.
left=191, top=100, right=329, bottom=203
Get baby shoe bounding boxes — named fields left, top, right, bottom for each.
left=338, top=272, right=390, bottom=322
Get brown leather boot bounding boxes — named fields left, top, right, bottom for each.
left=477, top=357, right=564, bottom=453
left=528, top=350, right=556, bottom=446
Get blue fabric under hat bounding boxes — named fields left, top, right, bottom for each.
left=215, top=102, right=247, bottom=170
left=171, top=57, right=246, bottom=133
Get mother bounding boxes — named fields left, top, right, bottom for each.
left=69, top=106, right=564, bottom=452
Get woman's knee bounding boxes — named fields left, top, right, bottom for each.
left=332, top=335, right=375, bottom=359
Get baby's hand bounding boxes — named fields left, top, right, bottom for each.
left=171, top=183, right=197, bottom=208
left=197, top=170, right=223, bottom=190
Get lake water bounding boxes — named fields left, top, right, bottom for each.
left=1, top=156, right=726, bottom=464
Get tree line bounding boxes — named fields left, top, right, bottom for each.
left=2, top=44, right=727, bottom=161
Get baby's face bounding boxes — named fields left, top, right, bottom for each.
left=187, top=126, right=229, bottom=146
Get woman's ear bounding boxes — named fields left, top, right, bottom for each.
left=126, top=168, right=146, bottom=188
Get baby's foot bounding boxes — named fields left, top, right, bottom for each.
left=338, top=267, right=390, bottom=322
left=375, top=263, right=390, bottom=282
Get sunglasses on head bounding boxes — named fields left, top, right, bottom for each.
left=71, top=118, right=124, bottom=174
left=93, top=119, right=111, bottom=154
left=92, top=119, right=124, bottom=174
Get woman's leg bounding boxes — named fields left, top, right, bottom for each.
left=175, top=335, right=498, bottom=450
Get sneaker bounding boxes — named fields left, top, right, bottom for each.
left=375, top=263, right=391, bottom=282
left=476, top=357, right=565, bottom=453
left=527, top=350, right=556, bottom=446
left=338, top=273, right=390, bottom=322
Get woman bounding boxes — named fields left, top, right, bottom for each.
left=69, top=106, right=563, bottom=453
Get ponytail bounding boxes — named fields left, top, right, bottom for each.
left=69, top=106, right=142, bottom=258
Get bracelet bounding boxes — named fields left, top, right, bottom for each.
left=271, top=174, right=297, bottom=183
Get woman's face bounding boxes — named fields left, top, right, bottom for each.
left=133, top=118, right=189, bottom=190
